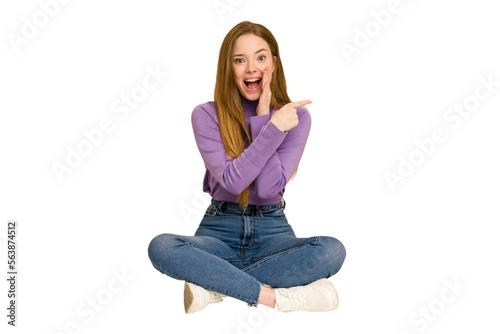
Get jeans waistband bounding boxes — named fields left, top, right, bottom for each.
left=211, top=198, right=285, bottom=213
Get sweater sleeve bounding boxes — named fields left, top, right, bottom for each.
left=191, top=104, right=288, bottom=195
left=252, top=107, right=312, bottom=199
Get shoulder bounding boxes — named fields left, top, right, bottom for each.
left=192, top=101, right=218, bottom=124
left=295, top=106, right=312, bottom=128
left=294, top=106, right=312, bottom=133
left=296, top=106, right=311, bottom=119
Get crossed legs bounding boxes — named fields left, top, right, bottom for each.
left=148, top=233, right=346, bottom=308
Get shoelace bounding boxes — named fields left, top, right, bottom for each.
left=209, top=292, right=222, bottom=302
left=289, top=292, right=309, bottom=310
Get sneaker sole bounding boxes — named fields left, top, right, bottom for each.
left=184, top=282, right=196, bottom=314
left=184, top=282, right=223, bottom=314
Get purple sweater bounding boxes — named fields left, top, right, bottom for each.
left=191, top=94, right=311, bottom=205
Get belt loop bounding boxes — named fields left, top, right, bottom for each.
left=215, top=199, right=224, bottom=212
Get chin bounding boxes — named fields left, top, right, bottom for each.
left=244, top=94, right=260, bottom=101
left=239, top=87, right=261, bottom=101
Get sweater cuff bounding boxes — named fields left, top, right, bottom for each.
left=249, top=114, right=272, bottom=141
left=265, top=119, right=286, bottom=135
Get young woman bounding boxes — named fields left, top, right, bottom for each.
left=148, top=21, right=346, bottom=314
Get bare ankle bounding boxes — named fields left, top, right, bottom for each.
left=257, top=285, right=276, bottom=308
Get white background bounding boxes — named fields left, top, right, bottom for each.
left=1, top=0, right=499, bottom=333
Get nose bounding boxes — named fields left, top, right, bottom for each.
left=245, top=59, right=258, bottom=73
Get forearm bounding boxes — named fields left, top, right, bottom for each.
left=254, top=152, right=287, bottom=199
left=253, top=107, right=311, bottom=199
left=192, top=106, right=287, bottom=195
left=218, top=126, right=285, bottom=194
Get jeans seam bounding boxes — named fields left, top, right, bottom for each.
left=247, top=236, right=318, bottom=262
left=242, top=238, right=318, bottom=273
left=251, top=215, right=256, bottom=246
left=184, top=240, right=240, bottom=262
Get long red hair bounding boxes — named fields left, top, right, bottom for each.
left=214, top=21, right=295, bottom=209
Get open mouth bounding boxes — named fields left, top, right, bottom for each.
left=244, top=78, right=262, bottom=90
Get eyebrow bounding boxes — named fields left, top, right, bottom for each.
left=232, top=48, right=268, bottom=57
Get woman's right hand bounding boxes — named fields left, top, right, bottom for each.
left=270, top=100, right=312, bottom=132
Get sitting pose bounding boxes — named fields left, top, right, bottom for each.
left=148, top=21, right=346, bottom=314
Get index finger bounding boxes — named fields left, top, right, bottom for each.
left=264, top=66, right=271, bottom=85
left=288, top=100, right=312, bottom=108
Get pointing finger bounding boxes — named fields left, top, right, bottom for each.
left=288, top=100, right=312, bottom=108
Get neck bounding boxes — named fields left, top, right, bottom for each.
left=239, top=93, right=259, bottom=114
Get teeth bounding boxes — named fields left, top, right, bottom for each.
left=244, top=78, right=261, bottom=83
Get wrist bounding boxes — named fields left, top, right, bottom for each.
left=270, top=119, right=286, bottom=133
left=257, top=106, right=270, bottom=116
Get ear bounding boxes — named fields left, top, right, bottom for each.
left=272, top=56, right=277, bottom=73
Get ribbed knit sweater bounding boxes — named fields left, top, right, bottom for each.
left=191, top=94, right=311, bottom=205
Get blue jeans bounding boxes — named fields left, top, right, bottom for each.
left=148, top=198, right=346, bottom=307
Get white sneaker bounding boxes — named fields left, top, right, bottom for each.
left=184, top=282, right=226, bottom=314
left=275, top=278, right=339, bottom=312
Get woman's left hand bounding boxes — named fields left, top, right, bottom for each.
left=256, top=66, right=272, bottom=116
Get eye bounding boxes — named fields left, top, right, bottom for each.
left=235, top=58, right=244, bottom=64
left=258, top=55, right=266, bottom=61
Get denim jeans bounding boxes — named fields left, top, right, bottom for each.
left=148, top=198, right=346, bottom=307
